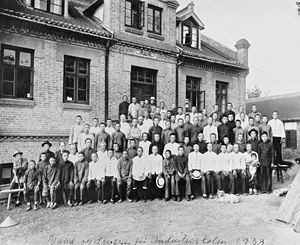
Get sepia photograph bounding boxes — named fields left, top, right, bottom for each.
left=0, top=0, right=300, bottom=244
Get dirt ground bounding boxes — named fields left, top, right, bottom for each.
left=1, top=164, right=300, bottom=245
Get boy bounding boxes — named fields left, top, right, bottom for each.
left=111, top=122, right=127, bottom=151
left=105, top=118, right=116, bottom=137
left=128, top=139, right=138, bottom=160
left=162, top=150, right=176, bottom=201
left=55, top=141, right=67, bottom=165
left=90, top=118, right=101, bottom=136
left=74, top=152, right=89, bottom=205
left=68, top=144, right=79, bottom=165
left=24, top=160, right=41, bottom=211
left=248, top=152, right=259, bottom=195
left=81, top=138, right=96, bottom=163
left=95, top=123, right=110, bottom=151
left=43, top=157, right=60, bottom=209
left=68, top=115, right=84, bottom=149
left=139, top=133, right=151, bottom=156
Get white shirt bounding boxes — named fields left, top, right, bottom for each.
left=243, top=151, right=258, bottom=166
left=105, top=126, right=116, bottom=137
left=103, top=157, right=118, bottom=177
left=90, top=126, right=101, bottom=136
left=137, top=124, right=149, bottom=134
left=120, top=122, right=131, bottom=138
left=235, top=113, right=249, bottom=123
left=132, top=156, right=148, bottom=180
left=143, top=118, right=153, bottom=132
left=158, top=120, right=166, bottom=130
left=268, top=119, right=285, bottom=138
left=240, top=119, right=249, bottom=130
left=203, top=125, right=218, bottom=142
left=190, top=112, right=199, bottom=125
left=216, top=152, right=231, bottom=171
left=202, top=151, right=218, bottom=172
left=88, top=160, right=105, bottom=180
left=139, top=140, right=151, bottom=156
left=68, top=153, right=79, bottom=165
left=175, top=114, right=185, bottom=123
left=77, top=133, right=95, bottom=152
left=188, top=151, right=203, bottom=171
left=163, top=142, right=180, bottom=158
left=148, top=154, right=163, bottom=174
left=230, top=152, right=246, bottom=170
left=97, top=150, right=107, bottom=161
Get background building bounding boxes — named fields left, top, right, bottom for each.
left=0, top=0, right=249, bottom=184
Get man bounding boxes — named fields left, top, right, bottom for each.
left=183, top=114, right=193, bottom=141
left=90, top=118, right=101, bottom=136
left=175, top=107, right=185, bottom=123
left=174, top=118, right=185, bottom=145
left=230, top=144, right=247, bottom=195
left=218, top=115, right=234, bottom=144
left=202, top=143, right=218, bottom=198
left=162, top=121, right=174, bottom=145
left=233, top=120, right=246, bottom=144
left=81, top=138, right=96, bottom=163
left=95, top=123, right=110, bottom=151
left=212, top=112, right=221, bottom=128
left=128, top=118, right=141, bottom=145
left=120, top=114, right=131, bottom=140
left=170, top=103, right=177, bottom=116
left=128, top=97, right=141, bottom=119
left=174, top=146, right=191, bottom=201
left=243, top=144, right=258, bottom=195
left=78, top=124, right=95, bottom=152
left=139, top=133, right=151, bottom=156
left=190, top=106, right=199, bottom=125
left=162, top=150, right=176, bottom=201
left=170, top=115, right=178, bottom=130
left=119, top=95, right=129, bottom=118
left=24, top=160, right=41, bottom=211
left=210, top=104, right=220, bottom=121
left=37, top=153, right=48, bottom=173
left=68, top=144, right=79, bottom=165
left=158, top=112, right=167, bottom=130
left=149, top=97, right=156, bottom=118
left=236, top=132, right=247, bottom=153
left=188, top=143, right=206, bottom=198
left=55, top=141, right=66, bottom=165
left=41, top=140, right=55, bottom=162
left=240, top=113, right=249, bottom=129
left=254, top=114, right=262, bottom=126
left=227, top=113, right=236, bottom=130
left=105, top=118, right=116, bottom=137
left=128, top=139, right=138, bottom=160
left=132, top=147, right=148, bottom=202
left=116, top=150, right=133, bottom=202
left=97, top=142, right=108, bottom=162
left=191, top=116, right=203, bottom=145
left=111, top=123, right=127, bottom=151
left=148, top=145, right=164, bottom=200
left=68, top=115, right=84, bottom=149
left=217, top=144, right=233, bottom=194
left=74, top=152, right=89, bottom=206
left=42, top=157, right=60, bottom=209
left=143, top=111, right=154, bottom=133
left=268, top=111, right=285, bottom=166
left=10, top=150, right=28, bottom=206
left=210, top=133, right=220, bottom=154
left=183, top=136, right=192, bottom=157
left=144, top=99, right=152, bottom=114
left=159, top=101, right=167, bottom=115
left=195, top=133, right=207, bottom=154
left=235, top=106, right=249, bottom=123
left=87, top=153, right=103, bottom=203
left=148, top=117, right=163, bottom=142
left=245, top=117, right=260, bottom=141
left=113, top=143, right=122, bottom=160
left=259, top=116, right=272, bottom=140
left=137, top=116, right=147, bottom=135
left=149, top=133, right=164, bottom=155
left=258, top=132, right=274, bottom=194
left=203, top=117, right=218, bottom=143
left=221, top=102, right=236, bottom=121
left=59, top=150, right=75, bottom=207
left=140, top=100, right=147, bottom=116
left=247, top=129, right=260, bottom=153
left=223, top=136, right=233, bottom=153
left=198, top=113, right=208, bottom=128
left=163, top=133, right=180, bottom=158
left=248, top=104, right=262, bottom=119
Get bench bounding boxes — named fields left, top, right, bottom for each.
left=0, top=188, right=24, bottom=210
left=272, top=164, right=290, bottom=183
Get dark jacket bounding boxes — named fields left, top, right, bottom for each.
left=183, top=122, right=194, bottom=140
left=191, top=125, right=203, bottom=144
left=247, top=138, right=260, bottom=153
left=74, top=160, right=89, bottom=183
left=111, top=131, right=127, bottom=151
left=43, top=164, right=60, bottom=186
left=148, top=125, right=163, bottom=142
left=196, top=141, right=207, bottom=154
left=42, top=150, right=55, bottom=162
left=149, top=141, right=164, bottom=155
left=81, top=147, right=96, bottom=163
left=59, top=160, right=74, bottom=185
left=174, top=126, right=185, bottom=144
left=119, top=101, right=129, bottom=117
left=174, top=155, right=188, bottom=174
left=117, top=157, right=132, bottom=180
left=217, top=123, right=234, bottom=144
left=258, top=140, right=274, bottom=167
left=162, top=158, right=175, bottom=176
left=25, top=168, right=41, bottom=188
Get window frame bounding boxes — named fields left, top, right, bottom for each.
left=216, top=81, right=228, bottom=113
left=0, top=44, right=34, bottom=100
left=32, top=0, right=64, bottom=16
left=63, top=56, right=90, bottom=105
left=125, top=0, right=145, bottom=30
left=186, top=76, right=205, bottom=111
left=0, top=162, right=13, bottom=185
left=285, top=130, right=297, bottom=149
left=147, top=4, right=162, bottom=35
left=181, top=19, right=199, bottom=48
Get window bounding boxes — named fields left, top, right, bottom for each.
left=131, top=66, right=157, bottom=102
left=285, top=130, right=297, bottom=149
left=216, top=81, right=228, bottom=113
left=186, top=76, right=205, bottom=111
left=1, top=45, right=34, bottom=99
left=182, top=20, right=199, bottom=48
left=125, top=0, right=145, bottom=29
left=0, top=163, right=13, bottom=185
left=33, top=0, right=64, bottom=15
left=64, top=56, right=90, bottom=104
left=147, top=5, right=162, bottom=35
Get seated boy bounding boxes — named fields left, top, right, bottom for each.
left=74, top=152, right=89, bottom=205
left=248, top=152, right=260, bottom=195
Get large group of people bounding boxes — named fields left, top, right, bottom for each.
left=10, top=95, right=286, bottom=211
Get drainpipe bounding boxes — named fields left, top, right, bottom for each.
left=176, top=47, right=183, bottom=107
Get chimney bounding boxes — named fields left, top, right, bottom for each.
left=64, top=0, right=69, bottom=17
left=188, top=1, right=195, bottom=11
left=235, top=38, right=250, bottom=67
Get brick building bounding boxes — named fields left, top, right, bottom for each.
left=0, top=0, right=249, bottom=184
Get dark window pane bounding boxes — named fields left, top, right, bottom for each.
left=3, top=82, right=14, bottom=96
left=66, top=89, right=74, bottom=101
left=20, top=52, right=32, bottom=67
left=78, top=78, right=87, bottom=89
left=65, top=59, right=75, bottom=73
left=186, top=80, right=192, bottom=89
left=65, top=76, right=75, bottom=88
left=138, top=71, right=145, bottom=83
left=3, top=49, right=16, bottom=65
left=192, top=91, right=197, bottom=107
left=16, top=68, right=31, bottom=98
left=35, top=0, right=47, bottom=11
left=3, top=67, right=15, bottom=82
left=78, top=90, right=87, bottom=102
left=154, top=9, right=161, bottom=33
left=78, top=61, right=87, bottom=74
left=50, top=0, right=63, bottom=14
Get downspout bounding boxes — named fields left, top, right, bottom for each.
left=176, top=46, right=183, bottom=107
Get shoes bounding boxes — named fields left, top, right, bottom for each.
left=172, top=196, right=176, bottom=201
left=87, top=200, right=93, bottom=204
left=25, top=204, right=31, bottom=211
left=191, top=195, right=195, bottom=200
left=126, top=198, right=133, bottom=203
left=51, top=203, right=57, bottom=209
left=15, top=200, right=21, bottom=206
left=74, top=202, right=79, bottom=206
left=133, top=199, right=138, bottom=203
left=143, top=199, right=146, bottom=203
left=209, top=194, right=213, bottom=199
left=97, top=200, right=102, bottom=203
left=249, top=189, right=253, bottom=195
left=67, top=200, right=73, bottom=207
left=186, top=196, right=191, bottom=201
left=117, top=199, right=122, bottom=203
left=202, top=194, right=207, bottom=199
left=253, top=189, right=258, bottom=195
left=110, top=199, right=115, bottom=204
left=33, top=204, right=38, bottom=211
left=164, top=198, right=169, bottom=202
left=79, top=201, right=84, bottom=206
left=103, top=200, right=108, bottom=204
left=176, top=196, right=181, bottom=202
left=243, top=193, right=249, bottom=196
left=46, top=202, right=51, bottom=208
left=236, top=193, right=240, bottom=196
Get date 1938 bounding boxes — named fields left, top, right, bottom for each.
left=236, top=237, right=265, bottom=245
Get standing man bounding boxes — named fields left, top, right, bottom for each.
left=87, top=153, right=103, bottom=203
left=162, top=121, right=175, bottom=145
left=248, top=104, right=262, bottom=119
left=233, top=120, right=246, bottom=144
left=90, top=118, right=101, bottom=136
left=174, top=118, right=185, bottom=145
left=221, top=102, right=236, bottom=121
left=74, top=152, right=89, bottom=206
left=268, top=111, right=285, bottom=166
left=95, top=123, right=110, bottom=151
left=190, top=106, right=198, bottom=124
left=41, top=140, right=55, bottom=162
left=110, top=123, right=127, bottom=152
left=163, top=133, right=180, bottom=157
left=218, top=115, right=234, bottom=144
left=128, top=118, right=142, bottom=145
left=183, top=114, right=194, bottom=142
left=120, top=114, right=131, bottom=139
left=81, top=138, right=96, bottom=163
left=68, top=115, right=84, bottom=150
left=139, top=133, right=151, bottom=156
left=191, top=117, right=203, bottom=145
left=203, top=117, right=218, bottom=143
left=148, top=117, right=163, bottom=142
left=105, top=118, right=116, bottom=137
left=128, top=97, right=141, bottom=119
left=77, top=124, right=95, bottom=152
left=162, top=150, right=176, bottom=201
left=149, top=133, right=164, bottom=155
left=259, top=116, right=272, bottom=141
left=55, top=141, right=67, bottom=165
left=119, top=95, right=129, bottom=118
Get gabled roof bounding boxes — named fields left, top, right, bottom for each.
left=176, top=2, right=205, bottom=30
left=0, top=0, right=112, bottom=38
left=246, top=93, right=300, bottom=121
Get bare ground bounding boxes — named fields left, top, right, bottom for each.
left=1, top=165, right=300, bottom=245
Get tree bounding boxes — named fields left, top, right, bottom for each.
left=247, top=86, right=262, bottom=99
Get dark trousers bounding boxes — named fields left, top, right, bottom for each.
left=234, top=170, right=246, bottom=194
left=273, top=137, right=282, bottom=165
left=87, top=180, right=102, bottom=201
left=42, top=183, right=59, bottom=203
left=10, top=180, right=24, bottom=202
left=164, top=175, right=175, bottom=199
left=204, top=171, right=216, bottom=195
left=213, top=172, right=222, bottom=191
left=175, top=173, right=191, bottom=196
left=221, top=172, right=235, bottom=194
left=75, top=180, right=87, bottom=202
left=62, top=183, right=74, bottom=202
left=132, top=178, right=148, bottom=200
left=117, top=178, right=132, bottom=199
left=24, top=184, right=39, bottom=203
left=149, top=174, right=164, bottom=199
left=102, top=176, right=116, bottom=201
left=260, top=165, right=272, bottom=192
